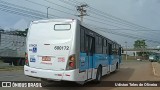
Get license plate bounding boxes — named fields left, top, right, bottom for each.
left=42, top=56, right=51, bottom=61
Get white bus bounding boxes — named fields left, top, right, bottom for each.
left=24, top=19, right=122, bottom=84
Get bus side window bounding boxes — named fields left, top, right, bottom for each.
left=119, top=47, right=122, bottom=56
left=98, top=36, right=102, bottom=54
left=85, top=34, right=89, bottom=53
left=106, top=40, right=108, bottom=54
left=103, top=39, right=106, bottom=54
left=112, top=43, right=115, bottom=55
left=95, top=35, right=99, bottom=53
left=95, top=35, right=102, bottom=54
left=108, top=43, right=112, bottom=55
left=115, top=44, right=118, bottom=55
left=116, top=45, right=119, bottom=55
left=80, top=27, right=85, bottom=52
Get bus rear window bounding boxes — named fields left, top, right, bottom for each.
left=54, top=24, right=71, bottom=30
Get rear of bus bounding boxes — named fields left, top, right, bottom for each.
left=24, top=19, right=81, bottom=82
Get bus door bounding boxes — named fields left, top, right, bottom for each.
left=86, top=35, right=95, bottom=79
left=108, top=43, right=112, bottom=72
left=118, top=47, right=122, bottom=63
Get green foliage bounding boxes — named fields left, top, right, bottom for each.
left=15, top=30, right=27, bottom=36
left=4, top=28, right=28, bottom=37
left=134, top=40, right=147, bottom=49
left=134, top=40, right=148, bottom=56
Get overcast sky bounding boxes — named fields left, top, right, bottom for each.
left=0, top=0, right=160, bottom=48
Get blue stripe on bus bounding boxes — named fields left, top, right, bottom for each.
left=79, top=52, right=121, bottom=71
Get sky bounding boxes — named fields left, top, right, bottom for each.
left=0, top=0, right=160, bottom=48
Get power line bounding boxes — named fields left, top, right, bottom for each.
left=24, top=0, right=76, bottom=16
left=88, top=9, right=159, bottom=38
left=60, top=0, right=158, bottom=41
left=66, top=0, right=81, bottom=5
left=2, top=1, right=158, bottom=32
left=53, top=0, right=136, bottom=29
left=97, top=28, right=160, bottom=44
left=86, top=23, right=153, bottom=39
left=1, top=0, right=159, bottom=44
left=25, top=0, right=48, bottom=8
left=0, top=4, right=43, bottom=19
left=0, top=0, right=46, bottom=19
left=88, top=11, right=148, bottom=30
left=68, top=0, right=136, bottom=28
left=84, top=2, right=160, bottom=36
left=88, top=6, right=151, bottom=30
left=83, top=17, right=158, bottom=41
left=0, top=0, right=62, bottom=19
left=0, top=0, right=49, bottom=17
left=60, top=0, right=142, bottom=29
left=0, top=0, right=43, bottom=17
left=54, top=0, right=155, bottom=30
left=62, top=0, right=159, bottom=37
left=97, top=29, right=160, bottom=31
left=88, top=15, right=136, bottom=30
left=59, top=0, right=76, bottom=6
left=87, top=9, right=160, bottom=38
left=43, top=0, right=75, bottom=11
left=85, top=23, right=160, bottom=44
left=60, top=1, right=158, bottom=31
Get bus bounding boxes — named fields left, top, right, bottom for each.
left=24, top=19, right=122, bottom=84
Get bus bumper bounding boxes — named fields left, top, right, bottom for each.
left=24, top=65, right=83, bottom=81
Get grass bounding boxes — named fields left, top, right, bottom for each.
left=0, top=59, right=24, bottom=71
left=122, top=60, right=137, bottom=62
left=0, top=60, right=3, bottom=63
left=0, top=66, right=24, bottom=71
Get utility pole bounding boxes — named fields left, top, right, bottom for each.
left=125, top=41, right=128, bottom=60
left=47, top=7, right=50, bottom=18
left=76, top=4, right=88, bottom=22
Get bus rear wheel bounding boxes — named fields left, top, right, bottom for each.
left=113, top=62, right=119, bottom=73
left=95, top=66, right=102, bottom=83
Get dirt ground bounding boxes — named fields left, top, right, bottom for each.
left=152, top=62, right=160, bottom=77
left=0, top=60, right=160, bottom=90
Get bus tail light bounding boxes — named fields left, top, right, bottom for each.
left=67, top=54, right=76, bottom=70
left=25, top=52, right=29, bottom=66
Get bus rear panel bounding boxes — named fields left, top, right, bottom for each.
left=24, top=19, right=83, bottom=81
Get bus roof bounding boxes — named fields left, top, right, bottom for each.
left=31, top=19, right=78, bottom=24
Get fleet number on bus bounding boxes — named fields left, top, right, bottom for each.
left=54, top=46, right=69, bottom=50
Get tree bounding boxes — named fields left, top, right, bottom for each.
left=134, top=40, right=148, bottom=57
left=25, top=28, right=28, bottom=33
left=12, top=28, right=28, bottom=36
left=134, top=40, right=147, bottom=49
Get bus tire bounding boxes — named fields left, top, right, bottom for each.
left=95, top=66, right=102, bottom=83
left=113, top=62, right=119, bottom=73
left=77, top=81, right=85, bottom=85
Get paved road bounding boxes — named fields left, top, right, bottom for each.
left=0, top=60, right=160, bottom=90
